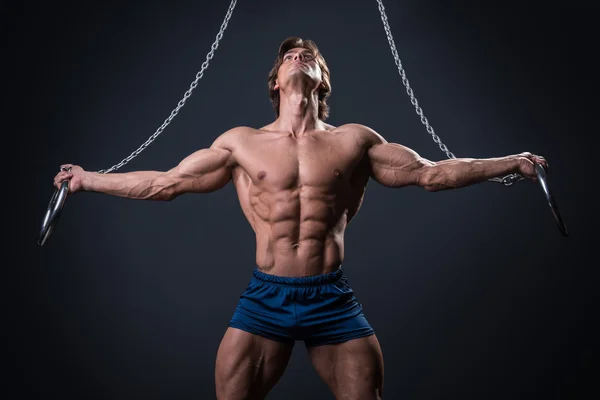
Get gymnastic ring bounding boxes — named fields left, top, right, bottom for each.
left=38, top=180, right=69, bottom=246
left=535, top=164, right=568, bottom=237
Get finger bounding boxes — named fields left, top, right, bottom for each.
left=54, top=172, right=72, bottom=186
left=57, top=172, right=71, bottom=181
left=525, top=154, right=537, bottom=166
left=537, top=157, right=549, bottom=173
left=530, top=155, right=548, bottom=167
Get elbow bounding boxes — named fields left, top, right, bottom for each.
left=146, top=177, right=179, bottom=201
left=419, top=165, right=445, bottom=192
left=159, top=186, right=180, bottom=201
left=159, top=192, right=177, bottom=201
left=144, top=190, right=175, bottom=201
left=423, top=183, right=442, bottom=192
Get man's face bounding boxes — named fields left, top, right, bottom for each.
left=274, top=47, right=322, bottom=91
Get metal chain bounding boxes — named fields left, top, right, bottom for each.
left=96, top=0, right=238, bottom=174
left=375, top=0, right=523, bottom=186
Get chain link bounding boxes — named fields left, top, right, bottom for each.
left=375, top=0, right=523, bottom=186
left=96, top=0, right=238, bottom=174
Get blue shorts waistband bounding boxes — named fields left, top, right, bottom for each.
left=252, top=267, right=344, bottom=286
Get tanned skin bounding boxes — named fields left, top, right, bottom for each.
left=54, top=47, right=547, bottom=399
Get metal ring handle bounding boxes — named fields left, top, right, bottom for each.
left=38, top=180, right=69, bottom=246
left=535, top=164, right=568, bottom=237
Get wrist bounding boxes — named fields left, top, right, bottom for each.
left=80, top=171, right=95, bottom=191
left=505, top=155, right=522, bottom=173
left=510, top=154, right=529, bottom=174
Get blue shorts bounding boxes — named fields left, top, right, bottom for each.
left=228, top=267, right=375, bottom=347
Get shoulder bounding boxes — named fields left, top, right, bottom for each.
left=211, top=126, right=256, bottom=151
left=333, top=123, right=389, bottom=147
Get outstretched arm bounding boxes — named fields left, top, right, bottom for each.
left=362, top=126, right=547, bottom=191
left=55, top=129, right=239, bottom=201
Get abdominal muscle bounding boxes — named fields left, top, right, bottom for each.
left=250, top=187, right=348, bottom=277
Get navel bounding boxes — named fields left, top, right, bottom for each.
left=257, top=171, right=266, bottom=180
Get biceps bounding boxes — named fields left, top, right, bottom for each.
left=369, top=143, right=434, bottom=188
left=168, top=148, right=233, bottom=194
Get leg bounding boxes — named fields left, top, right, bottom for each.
left=307, top=335, right=384, bottom=400
left=215, top=327, right=294, bottom=400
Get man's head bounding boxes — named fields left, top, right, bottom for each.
left=268, top=37, right=332, bottom=120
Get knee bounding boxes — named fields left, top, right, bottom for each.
left=215, top=380, right=251, bottom=400
left=215, top=386, right=250, bottom=400
left=343, top=394, right=382, bottom=400
left=216, top=366, right=268, bottom=400
left=215, top=369, right=251, bottom=400
left=336, top=388, right=382, bottom=400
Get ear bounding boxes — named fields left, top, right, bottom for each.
left=274, top=79, right=279, bottom=91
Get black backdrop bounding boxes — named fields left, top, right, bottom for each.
left=9, top=1, right=598, bottom=399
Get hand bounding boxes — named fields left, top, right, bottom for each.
left=515, top=152, right=549, bottom=180
left=53, top=164, right=85, bottom=194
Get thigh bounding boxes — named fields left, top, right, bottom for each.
left=307, top=334, right=384, bottom=400
left=215, top=327, right=294, bottom=400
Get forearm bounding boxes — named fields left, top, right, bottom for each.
left=424, top=156, right=520, bottom=191
left=81, top=170, right=173, bottom=200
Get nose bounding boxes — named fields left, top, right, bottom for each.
left=293, top=53, right=304, bottom=61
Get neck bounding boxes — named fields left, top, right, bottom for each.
left=274, top=84, right=323, bottom=137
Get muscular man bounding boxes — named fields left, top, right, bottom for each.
left=53, top=37, right=547, bottom=399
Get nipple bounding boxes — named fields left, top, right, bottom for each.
left=333, top=169, right=342, bottom=178
left=258, top=171, right=266, bottom=180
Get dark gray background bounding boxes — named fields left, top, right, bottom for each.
left=9, top=1, right=597, bottom=399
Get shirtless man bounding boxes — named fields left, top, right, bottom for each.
left=53, top=37, right=547, bottom=399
